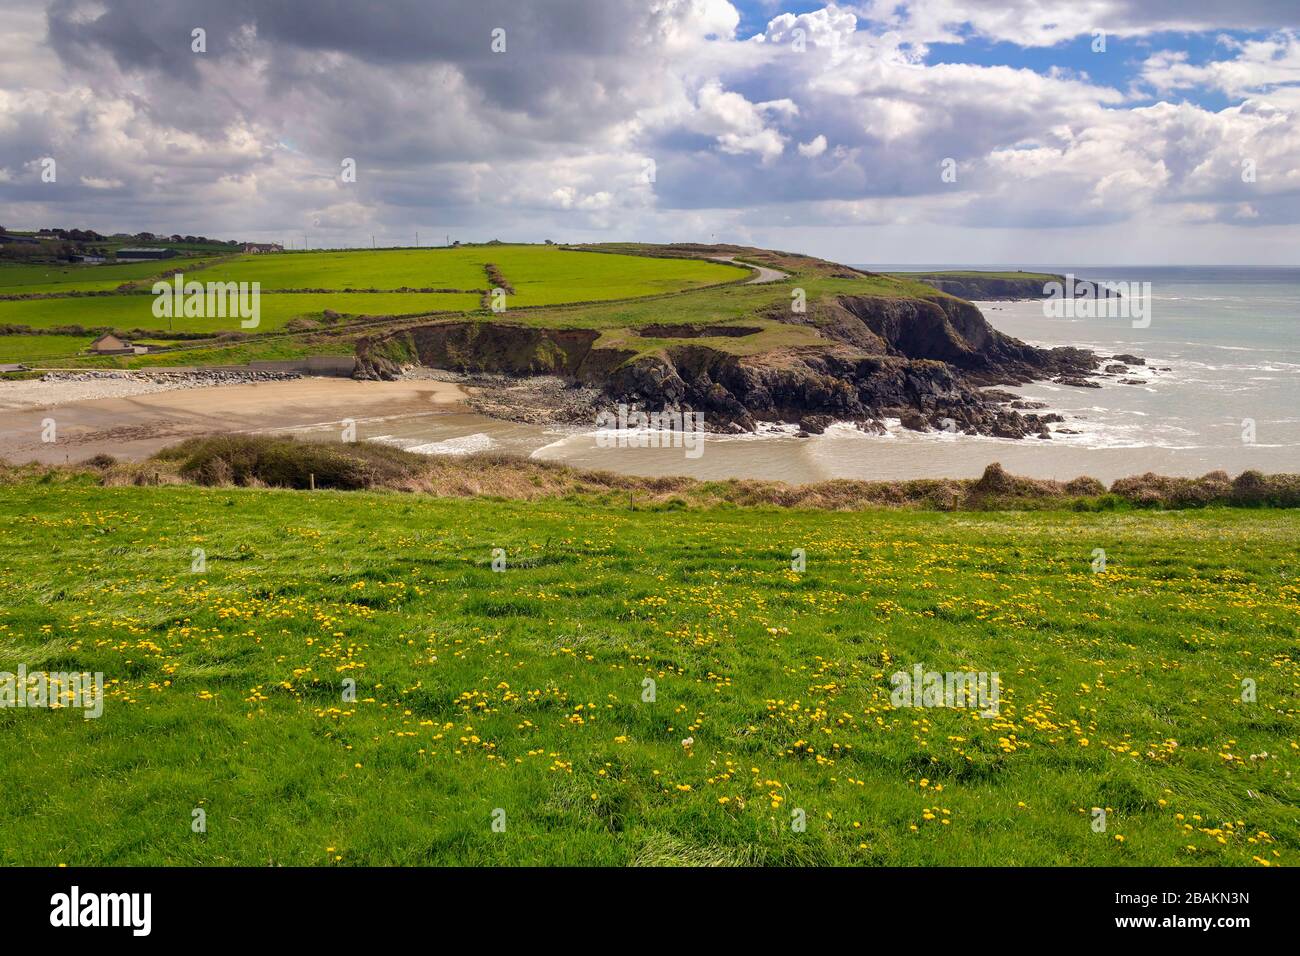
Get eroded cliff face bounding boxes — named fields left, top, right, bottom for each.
left=835, top=294, right=1097, bottom=385
left=355, top=322, right=632, bottom=382
left=354, top=291, right=1097, bottom=439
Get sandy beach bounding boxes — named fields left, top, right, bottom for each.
left=0, top=376, right=468, bottom=465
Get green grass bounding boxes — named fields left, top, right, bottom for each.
left=195, top=248, right=489, bottom=292
left=56, top=335, right=359, bottom=370
left=0, top=334, right=94, bottom=363
left=0, top=292, right=482, bottom=335
left=0, top=478, right=1294, bottom=866
left=0, top=246, right=747, bottom=349
left=0, top=257, right=216, bottom=294
left=2, top=250, right=922, bottom=368
left=499, top=247, right=744, bottom=305
left=192, top=246, right=745, bottom=302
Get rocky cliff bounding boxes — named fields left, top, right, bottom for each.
left=901, top=272, right=1123, bottom=301
left=354, top=252, right=1106, bottom=440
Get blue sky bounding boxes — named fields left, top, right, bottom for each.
left=925, top=33, right=1240, bottom=109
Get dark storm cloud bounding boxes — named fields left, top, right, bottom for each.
left=47, top=0, right=654, bottom=110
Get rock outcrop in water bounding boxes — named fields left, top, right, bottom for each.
left=901, top=272, right=1124, bottom=301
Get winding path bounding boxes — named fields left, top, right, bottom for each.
left=710, top=256, right=789, bottom=284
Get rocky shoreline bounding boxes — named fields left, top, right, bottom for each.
left=345, top=245, right=1169, bottom=442
left=399, top=367, right=601, bottom=425
left=357, top=297, right=1137, bottom=441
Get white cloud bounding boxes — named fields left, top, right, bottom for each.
left=798, top=134, right=828, bottom=156
left=756, top=4, right=860, bottom=52
left=1142, top=32, right=1300, bottom=97
left=0, top=0, right=1297, bottom=261
left=852, top=0, right=1297, bottom=47
left=690, top=80, right=791, bottom=162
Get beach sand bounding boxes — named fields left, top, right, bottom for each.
left=0, top=377, right=468, bottom=465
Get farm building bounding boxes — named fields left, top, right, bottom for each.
left=116, top=247, right=179, bottom=261
left=241, top=242, right=283, bottom=253
left=86, top=333, right=135, bottom=355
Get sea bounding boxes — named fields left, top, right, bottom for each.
left=290, top=266, right=1300, bottom=483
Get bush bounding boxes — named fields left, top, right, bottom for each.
left=153, top=435, right=428, bottom=490
left=1231, top=470, right=1300, bottom=507
left=1064, top=476, right=1106, bottom=497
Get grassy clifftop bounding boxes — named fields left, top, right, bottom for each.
left=0, top=242, right=957, bottom=370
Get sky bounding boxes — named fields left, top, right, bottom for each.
left=0, top=0, right=1297, bottom=265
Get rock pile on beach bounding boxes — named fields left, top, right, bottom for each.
left=401, top=367, right=600, bottom=425
left=0, top=368, right=305, bottom=410
left=43, top=369, right=301, bottom=387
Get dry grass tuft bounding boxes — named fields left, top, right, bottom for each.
left=3, top=439, right=1296, bottom=510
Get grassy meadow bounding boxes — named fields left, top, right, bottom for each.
left=0, top=256, right=215, bottom=295
left=192, top=246, right=744, bottom=304
left=0, top=245, right=748, bottom=363
left=0, top=334, right=95, bottom=362
left=0, top=475, right=1294, bottom=866
left=0, top=291, right=484, bottom=336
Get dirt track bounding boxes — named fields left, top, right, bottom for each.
left=710, top=256, right=789, bottom=284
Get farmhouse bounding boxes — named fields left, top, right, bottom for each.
left=241, top=242, right=283, bottom=254
left=86, top=333, right=135, bottom=355
left=116, top=247, right=179, bottom=261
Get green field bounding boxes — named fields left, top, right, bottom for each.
left=0, top=477, right=1294, bottom=865
left=193, top=246, right=743, bottom=303
left=0, top=246, right=747, bottom=352
left=0, top=334, right=94, bottom=363
left=0, top=291, right=482, bottom=335
left=0, top=257, right=215, bottom=294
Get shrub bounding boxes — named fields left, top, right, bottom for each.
left=153, top=435, right=428, bottom=490
left=1064, top=476, right=1106, bottom=497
